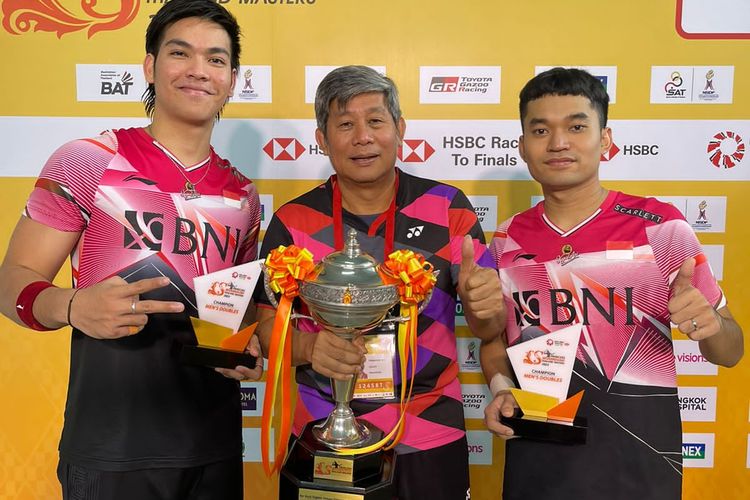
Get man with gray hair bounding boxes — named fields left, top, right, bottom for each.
left=254, top=65, right=505, bottom=499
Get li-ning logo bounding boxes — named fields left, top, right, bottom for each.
left=123, top=210, right=243, bottom=262
left=2, top=0, right=140, bottom=38
left=398, top=139, right=435, bottom=162
left=263, top=138, right=305, bottom=161
left=407, top=226, right=424, bottom=238
left=556, top=244, right=578, bottom=266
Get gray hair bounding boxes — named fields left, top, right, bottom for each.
left=314, top=65, right=402, bottom=138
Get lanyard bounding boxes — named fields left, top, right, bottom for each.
left=331, top=170, right=399, bottom=258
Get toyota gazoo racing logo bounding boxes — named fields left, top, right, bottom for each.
left=263, top=138, right=305, bottom=161
left=707, top=131, right=745, bottom=169
left=398, top=139, right=435, bottom=162
left=429, top=77, right=459, bottom=92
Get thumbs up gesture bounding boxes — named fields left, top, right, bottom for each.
left=668, top=258, right=721, bottom=341
left=457, top=235, right=506, bottom=339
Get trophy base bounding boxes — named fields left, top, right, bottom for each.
left=501, top=408, right=587, bottom=445
left=179, top=345, right=257, bottom=370
left=280, top=421, right=395, bottom=500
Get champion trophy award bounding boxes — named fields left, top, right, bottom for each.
left=261, top=230, right=436, bottom=500
left=179, top=260, right=262, bottom=369
left=500, top=323, right=588, bottom=444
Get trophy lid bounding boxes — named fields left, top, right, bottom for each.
left=309, top=229, right=385, bottom=287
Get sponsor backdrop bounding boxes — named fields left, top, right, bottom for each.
left=0, top=0, right=748, bottom=498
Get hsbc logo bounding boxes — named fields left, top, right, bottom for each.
left=601, top=142, right=659, bottom=161
left=263, top=138, right=305, bottom=161
left=398, top=139, right=435, bottom=162
left=601, top=143, right=620, bottom=161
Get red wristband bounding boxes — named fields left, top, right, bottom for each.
left=15, top=281, right=56, bottom=331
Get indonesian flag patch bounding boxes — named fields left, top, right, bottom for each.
left=606, top=240, right=634, bottom=260
left=223, top=189, right=242, bottom=208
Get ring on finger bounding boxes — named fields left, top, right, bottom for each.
left=131, top=297, right=137, bottom=314
left=690, top=318, right=698, bottom=332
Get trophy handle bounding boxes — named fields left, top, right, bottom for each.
left=382, top=287, right=435, bottom=324
left=262, top=263, right=280, bottom=309
left=291, top=313, right=315, bottom=321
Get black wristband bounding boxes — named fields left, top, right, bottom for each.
left=67, top=288, right=80, bottom=329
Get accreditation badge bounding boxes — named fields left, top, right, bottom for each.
left=353, top=333, right=396, bottom=400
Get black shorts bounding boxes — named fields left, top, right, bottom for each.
left=57, top=457, right=243, bottom=500
left=394, top=436, right=470, bottom=500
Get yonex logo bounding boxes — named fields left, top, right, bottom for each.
left=406, top=226, right=424, bottom=238
left=398, top=140, right=435, bottom=163
left=263, top=138, right=305, bottom=161
left=682, top=443, right=706, bottom=459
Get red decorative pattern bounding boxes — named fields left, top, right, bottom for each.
left=2, top=0, right=139, bottom=38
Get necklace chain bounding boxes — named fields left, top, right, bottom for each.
left=147, top=126, right=211, bottom=200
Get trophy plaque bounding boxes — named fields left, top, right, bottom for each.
left=499, top=324, right=588, bottom=444
left=263, top=230, right=435, bottom=499
left=179, top=260, right=262, bottom=370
